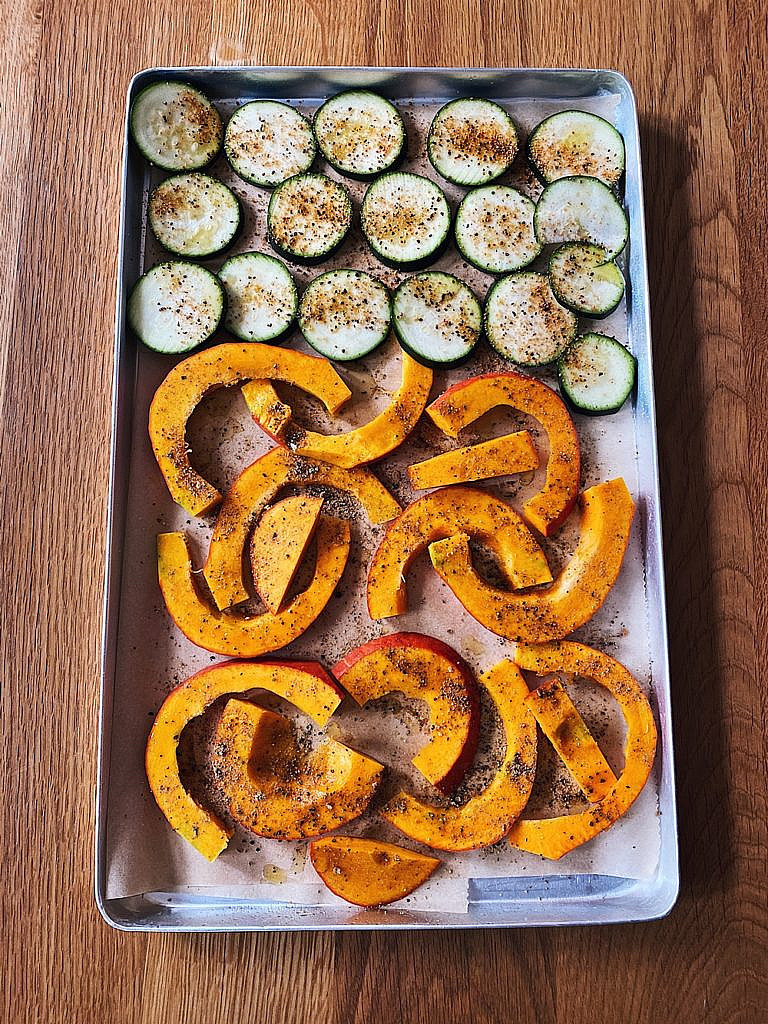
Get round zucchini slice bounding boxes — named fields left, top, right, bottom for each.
left=527, top=110, right=625, bottom=187
left=224, top=100, right=316, bottom=187
left=548, top=243, right=625, bottom=318
left=393, top=272, right=481, bottom=367
left=148, top=173, right=242, bottom=258
left=361, top=172, right=451, bottom=268
left=314, top=90, right=405, bottom=179
left=267, top=173, right=353, bottom=264
left=130, top=81, right=222, bottom=171
left=484, top=272, right=577, bottom=367
left=127, top=261, right=225, bottom=354
left=534, top=175, right=629, bottom=260
left=455, top=185, right=542, bottom=273
left=558, top=332, right=636, bottom=415
left=299, top=269, right=391, bottom=361
left=427, top=98, right=518, bottom=186
left=218, top=252, right=298, bottom=343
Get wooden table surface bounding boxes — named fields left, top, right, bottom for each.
left=3, top=1, right=766, bottom=1021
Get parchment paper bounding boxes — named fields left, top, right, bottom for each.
left=105, top=92, right=661, bottom=914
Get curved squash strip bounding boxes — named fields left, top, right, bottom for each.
left=158, top=517, right=350, bottom=655
left=210, top=700, right=384, bottom=840
left=203, top=447, right=400, bottom=610
left=241, top=352, right=433, bottom=469
left=145, top=660, right=345, bottom=861
left=508, top=641, right=657, bottom=859
left=367, top=486, right=552, bottom=620
left=408, top=430, right=539, bottom=490
left=381, top=659, right=537, bottom=851
left=333, top=633, right=480, bottom=793
left=526, top=678, right=617, bottom=801
left=148, top=343, right=352, bottom=516
left=428, top=478, right=635, bottom=642
left=310, top=837, right=441, bottom=907
left=426, top=371, right=580, bottom=536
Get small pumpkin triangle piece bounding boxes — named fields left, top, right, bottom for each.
left=250, top=495, right=324, bottom=613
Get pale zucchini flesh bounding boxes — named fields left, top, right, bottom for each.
left=455, top=185, right=542, bottom=273
left=534, top=175, right=629, bottom=260
left=127, top=261, right=225, bottom=354
left=314, top=91, right=405, bottom=179
left=528, top=110, right=625, bottom=186
left=218, top=252, right=297, bottom=343
left=484, top=272, right=577, bottom=366
left=393, top=272, right=481, bottom=366
left=549, top=243, right=625, bottom=318
left=130, top=81, right=222, bottom=171
left=361, top=172, right=451, bottom=267
left=225, top=100, right=316, bottom=187
left=148, top=173, right=241, bottom=258
left=558, top=332, right=636, bottom=414
left=299, top=269, right=391, bottom=360
left=267, top=174, right=352, bottom=263
left=427, top=98, right=518, bottom=186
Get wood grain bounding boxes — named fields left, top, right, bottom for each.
left=2, top=1, right=766, bottom=1021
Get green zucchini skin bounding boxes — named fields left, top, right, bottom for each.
left=148, top=173, right=243, bottom=259
left=557, top=332, right=637, bottom=415
left=454, top=185, right=542, bottom=274
left=299, top=269, right=392, bottom=361
left=548, top=243, right=626, bottom=319
left=130, top=81, right=223, bottom=171
left=427, top=97, right=518, bottom=187
left=224, top=100, right=317, bottom=188
left=392, top=272, right=482, bottom=368
left=313, top=90, right=406, bottom=181
left=527, top=110, right=625, bottom=187
left=218, top=252, right=298, bottom=344
left=361, top=172, right=452, bottom=269
left=127, top=261, right=226, bottom=354
left=484, top=271, right=578, bottom=367
left=267, top=173, right=353, bottom=265
left=534, top=175, right=629, bottom=260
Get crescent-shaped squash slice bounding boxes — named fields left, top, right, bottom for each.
left=332, top=633, right=480, bottom=794
left=210, top=699, right=384, bottom=840
left=242, top=350, right=433, bottom=468
left=148, top=343, right=352, bottom=516
left=426, top=371, right=580, bottom=535
left=508, top=641, right=657, bottom=859
left=203, top=447, right=400, bottom=610
left=249, top=495, right=324, bottom=613
left=381, top=659, right=537, bottom=851
left=408, top=430, right=539, bottom=490
left=526, top=678, right=617, bottom=801
left=145, top=659, right=344, bottom=860
left=310, top=836, right=441, bottom=907
left=428, top=478, right=635, bottom=642
left=158, top=516, right=350, bottom=656
left=367, top=486, right=552, bottom=620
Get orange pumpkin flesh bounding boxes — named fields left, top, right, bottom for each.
left=428, top=478, right=635, bottom=642
left=158, top=517, right=350, bottom=657
left=408, top=430, right=539, bottom=490
left=203, top=447, right=400, bottom=611
left=310, top=836, right=441, bottom=907
left=144, top=660, right=344, bottom=860
left=210, top=700, right=384, bottom=840
left=509, top=641, right=657, bottom=859
left=382, top=659, right=537, bottom=851
left=526, top=678, right=617, bottom=801
left=148, top=343, right=351, bottom=516
left=366, top=486, right=552, bottom=620
left=426, top=371, right=580, bottom=536
left=250, top=495, right=324, bottom=614
left=332, top=633, right=480, bottom=794
left=242, top=351, right=433, bottom=468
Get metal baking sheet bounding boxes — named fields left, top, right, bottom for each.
left=96, top=66, right=678, bottom=930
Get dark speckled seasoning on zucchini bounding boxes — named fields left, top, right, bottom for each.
left=557, top=332, right=636, bottom=415
left=218, top=252, right=298, bottom=343
left=548, top=242, right=625, bottom=318
left=527, top=109, right=625, bottom=187
left=130, top=81, right=223, bottom=171
left=298, top=269, right=391, bottom=361
left=224, top=100, right=316, bottom=187
left=484, top=271, right=577, bottom=367
left=534, top=175, right=629, bottom=260
left=313, top=90, right=405, bottom=180
left=393, top=271, right=481, bottom=367
left=361, top=172, right=451, bottom=268
left=267, top=173, right=353, bottom=264
left=454, top=185, right=542, bottom=273
left=148, top=173, right=242, bottom=258
left=127, top=261, right=225, bottom=354
left=427, top=97, right=518, bottom=187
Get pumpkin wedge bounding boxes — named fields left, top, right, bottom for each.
left=310, top=836, right=441, bottom=907
left=145, top=660, right=344, bottom=860
left=210, top=700, right=384, bottom=839
left=158, top=517, right=349, bottom=656
left=382, top=659, right=537, bottom=850
left=509, top=641, right=657, bottom=859
left=526, top=678, right=617, bottom=801
left=332, top=633, right=480, bottom=793
left=148, top=342, right=351, bottom=516
left=203, top=447, right=400, bottom=611
left=426, top=371, right=580, bottom=535
left=428, top=477, right=635, bottom=642
left=250, top=495, right=324, bottom=613
left=242, top=350, right=433, bottom=468
left=408, top=430, right=539, bottom=490
left=367, top=486, right=552, bottom=620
